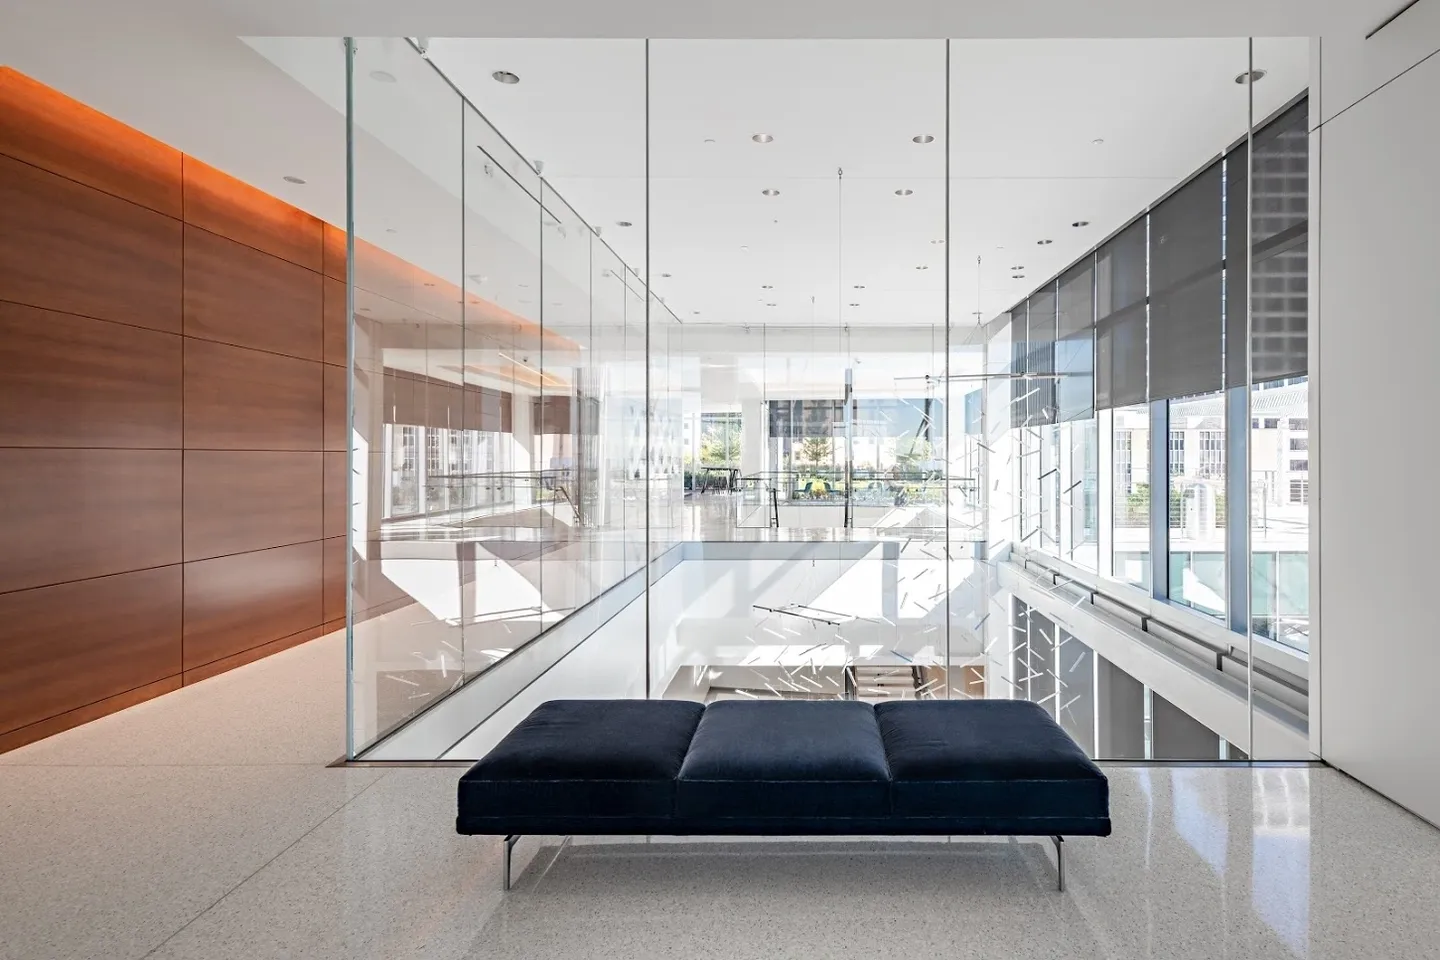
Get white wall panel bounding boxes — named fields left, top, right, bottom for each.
left=1317, top=47, right=1440, bottom=824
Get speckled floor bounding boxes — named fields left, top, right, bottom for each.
left=2, top=630, right=1437, bottom=959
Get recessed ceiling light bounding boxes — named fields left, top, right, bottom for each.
left=1072, top=220, right=1090, bottom=228
left=1234, top=69, right=1267, bottom=85
left=766, top=302, right=777, bottom=307
left=853, top=285, right=865, bottom=290
left=752, top=133, right=774, bottom=143
left=1011, top=265, right=1025, bottom=270
left=703, top=138, right=716, bottom=144
left=492, top=70, right=520, bottom=85
left=762, top=188, right=780, bottom=196
left=1013, top=274, right=1026, bottom=279
left=895, top=188, right=914, bottom=197
left=740, top=245, right=750, bottom=251
left=849, top=302, right=861, bottom=307
left=912, top=135, right=935, bottom=144
left=518, top=283, right=529, bottom=288
left=1036, top=239, right=1053, bottom=245
left=468, top=274, right=488, bottom=284
left=369, top=70, right=397, bottom=83
left=385, top=228, right=398, bottom=234
left=1092, top=138, right=1105, bottom=146
left=692, top=310, right=701, bottom=315
left=761, top=284, right=773, bottom=289
left=423, top=282, right=436, bottom=287
left=283, top=175, right=306, bottom=185
left=616, top=220, right=633, bottom=227
left=915, top=265, right=929, bottom=271
left=930, top=239, right=945, bottom=245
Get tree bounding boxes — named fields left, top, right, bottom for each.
left=797, top=436, right=833, bottom=468
left=699, top=421, right=741, bottom=466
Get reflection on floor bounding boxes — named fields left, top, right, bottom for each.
left=1, top=628, right=1437, bottom=959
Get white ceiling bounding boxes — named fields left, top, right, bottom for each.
left=426, top=38, right=1309, bottom=327
left=166, top=0, right=1393, bottom=41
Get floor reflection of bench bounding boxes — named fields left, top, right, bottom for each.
left=457, top=699, right=1110, bottom=891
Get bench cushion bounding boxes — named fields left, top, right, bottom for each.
left=459, top=699, right=704, bottom=820
left=677, top=700, right=891, bottom=819
left=876, top=700, right=1109, bottom=825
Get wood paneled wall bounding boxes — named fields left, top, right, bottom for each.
left=0, top=68, right=347, bottom=751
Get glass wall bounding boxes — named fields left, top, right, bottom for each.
left=331, top=36, right=1312, bottom=761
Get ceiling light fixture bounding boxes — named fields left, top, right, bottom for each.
left=761, top=284, right=774, bottom=289
left=616, top=220, right=633, bottom=227
left=1013, top=274, right=1026, bottom=279
left=385, top=228, right=398, bottom=234
left=423, top=282, right=436, bottom=287
left=369, top=70, right=397, bottom=83
left=752, top=133, right=774, bottom=143
left=912, top=135, right=935, bottom=144
left=853, top=285, right=865, bottom=290
left=492, top=70, right=520, bottom=85
left=1092, top=138, right=1105, bottom=146
left=849, top=302, right=861, bottom=307
left=1036, top=239, right=1053, bottom=245
left=766, top=302, right=777, bottom=307
left=1011, top=265, right=1025, bottom=270
left=762, top=188, right=780, bottom=196
left=1072, top=220, right=1090, bottom=228
left=1235, top=69, right=1267, bottom=85
left=283, top=175, right=306, bottom=185
left=895, top=188, right=914, bottom=197
left=692, top=310, right=701, bottom=315
left=930, top=239, right=945, bottom=245
left=915, top=265, right=929, bottom=271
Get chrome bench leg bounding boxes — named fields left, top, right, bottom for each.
left=503, top=834, right=520, bottom=891
left=1052, top=835, right=1064, bottom=892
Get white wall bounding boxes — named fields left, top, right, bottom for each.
left=1317, top=10, right=1440, bottom=825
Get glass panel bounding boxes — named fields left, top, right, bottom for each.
left=346, top=37, right=467, bottom=754
left=1168, top=390, right=1227, bottom=619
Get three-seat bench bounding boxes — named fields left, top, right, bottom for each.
left=457, top=698, right=1109, bottom=890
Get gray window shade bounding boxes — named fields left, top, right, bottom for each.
left=1028, top=285, right=1057, bottom=425
left=1226, top=98, right=1309, bottom=387
left=1056, top=257, right=1095, bottom=422
left=1009, top=300, right=1029, bottom=428
left=1150, top=161, right=1224, bottom=400
left=1096, top=219, right=1147, bottom=409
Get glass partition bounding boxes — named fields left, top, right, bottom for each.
left=334, top=35, right=1312, bottom=762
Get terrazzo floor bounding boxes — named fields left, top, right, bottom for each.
left=2, top=629, right=1438, bottom=959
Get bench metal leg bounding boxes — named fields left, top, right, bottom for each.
left=503, top=834, right=520, bottom=891
left=1052, top=835, right=1064, bottom=892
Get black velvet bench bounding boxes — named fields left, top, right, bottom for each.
left=457, top=698, right=1109, bottom=891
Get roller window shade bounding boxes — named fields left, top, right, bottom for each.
left=1056, top=257, right=1096, bottom=422
left=1226, top=98, right=1309, bottom=387
left=1027, top=285, right=1057, bottom=425
left=1095, top=219, right=1147, bottom=409
left=1150, top=161, right=1224, bottom=400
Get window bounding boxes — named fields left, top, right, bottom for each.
left=1169, top=393, right=1226, bottom=619
left=1254, top=380, right=1310, bottom=654
left=1199, top=430, right=1225, bottom=479
left=1289, top=437, right=1308, bottom=452
left=1112, top=406, right=1150, bottom=589
left=1169, top=430, right=1186, bottom=477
